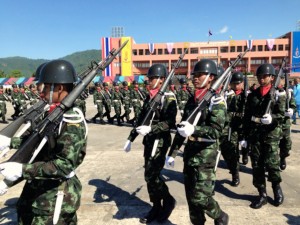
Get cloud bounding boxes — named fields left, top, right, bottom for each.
left=219, top=26, right=228, bottom=34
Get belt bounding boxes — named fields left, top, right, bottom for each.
left=181, top=101, right=187, bottom=104
left=113, top=100, right=120, bottom=102
left=132, top=99, right=138, bottom=102
left=65, top=171, right=75, bottom=179
left=251, top=116, right=262, bottom=124
left=96, top=100, right=102, bottom=102
left=188, top=136, right=216, bottom=143
left=233, top=112, right=244, bottom=117
left=14, top=99, right=18, bottom=101
left=20, top=100, right=25, bottom=102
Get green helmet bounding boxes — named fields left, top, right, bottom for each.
left=256, top=63, right=275, bottom=76
left=122, top=81, right=128, bottom=86
left=12, top=84, right=18, bottom=88
left=231, top=72, right=244, bottom=84
left=147, top=64, right=167, bottom=78
left=144, top=80, right=149, bottom=85
left=94, top=82, right=100, bottom=87
left=34, top=62, right=47, bottom=82
left=103, top=82, right=108, bottom=87
left=179, top=78, right=187, bottom=84
left=192, top=59, right=217, bottom=76
left=132, top=80, right=138, bottom=85
left=39, top=60, right=77, bottom=84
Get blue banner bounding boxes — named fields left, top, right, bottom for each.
left=292, top=31, right=300, bottom=72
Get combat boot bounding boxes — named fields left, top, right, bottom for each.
left=156, top=194, right=176, bottom=222
left=272, top=183, right=284, bottom=206
left=231, top=170, right=240, bottom=187
left=242, top=150, right=249, bottom=165
left=117, top=117, right=123, bottom=126
left=99, top=118, right=105, bottom=124
left=214, top=211, right=229, bottom=225
left=250, top=187, right=267, bottom=209
left=139, top=201, right=162, bottom=224
left=280, top=157, right=286, bottom=170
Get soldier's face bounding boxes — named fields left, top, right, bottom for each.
left=149, top=76, right=164, bottom=89
left=257, top=74, right=274, bottom=86
left=230, top=82, right=243, bottom=91
left=193, top=73, right=213, bottom=89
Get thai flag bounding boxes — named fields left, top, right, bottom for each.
left=247, top=40, right=253, bottom=50
left=101, top=37, right=112, bottom=76
left=148, top=43, right=155, bottom=54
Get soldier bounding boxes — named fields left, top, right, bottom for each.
left=90, top=82, right=106, bottom=124
left=168, top=79, right=177, bottom=95
left=102, top=82, right=112, bottom=123
left=110, top=82, right=123, bottom=126
left=11, top=84, right=21, bottom=119
left=220, top=72, right=247, bottom=186
left=0, top=85, right=9, bottom=123
left=34, top=62, right=47, bottom=95
left=130, top=80, right=144, bottom=126
left=142, top=80, right=150, bottom=98
left=242, top=63, right=285, bottom=209
left=124, top=64, right=177, bottom=223
left=177, top=78, right=190, bottom=116
left=27, top=84, right=39, bottom=105
left=0, top=59, right=87, bottom=224
left=120, top=81, right=132, bottom=123
left=18, top=83, right=30, bottom=112
left=168, top=59, right=229, bottom=225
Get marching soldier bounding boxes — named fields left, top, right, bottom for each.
left=90, top=82, right=106, bottom=124
left=142, top=80, right=150, bottom=98
left=0, top=59, right=87, bottom=224
left=177, top=78, right=190, bottom=116
left=242, top=63, right=285, bottom=209
left=18, top=84, right=30, bottom=112
left=130, top=80, right=144, bottom=126
left=27, top=84, right=39, bottom=105
left=168, top=59, right=229, bottom=225
left=168, top=79, right=177, bottom=95
left=0, top=85, right=10, bottom=123
left=110, top=82, right=123, bottom=126
left=11, top=84, right=22, bottom=120
left=120, top=81, right=132, bottom=123
left=102, top=82, right=112, bottom=123
left=124, top=64, right=177, bottom=223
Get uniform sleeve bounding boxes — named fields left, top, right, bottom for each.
left=22, top=114, right=87, bottom=180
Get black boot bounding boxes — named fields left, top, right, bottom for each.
left=250, top=187, right=267, bottom=209
left=156, top=194, right=176, bottom=222
left=272, top=183, right=284, bottom=206
left=280, top=157, right=286, bottom=170
left=214, top=211, right=229, bottom=225
left=139, top=201, right=162, bottom=224
left=231, top=170, right=240, bottom=187
left=99, top=118, right=105, bottom=124
left=117, top=116, right=123, bottom=126
left=242, top=149, right=249, bottom=165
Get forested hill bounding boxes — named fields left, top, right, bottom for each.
left=0, top=49, right=101, bottom=77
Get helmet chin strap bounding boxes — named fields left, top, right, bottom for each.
left=200, top=73, right=210, bottom=88
left=49, top=84, right=55, bottom=104
left=152, top=78, right=161, bottom=89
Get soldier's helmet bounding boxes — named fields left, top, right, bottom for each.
left=19, top=84, right=25, bottom=88
left=94, top=82, right=100, bottom=87
left=12, top=84, right=18, bottom=88
left=29, top=84, right=36, bottom=89
left=256, top=63, right=275, bottom=76
left=144, top=80, right=149, bottom=85
left=0, top=85, right=3, bottom=89
left=34, top=62, right=47, bottom=82
left=192, top=59, right=217, bottom=76
left=122, top=81, right=128, bottom=86
left=113, top=81, right=119, bottom=86
left=215, top=65, right=225, bottom=80
left=169, top=79, right=174, bottom=85
left=39, top=60, right=77, bottom=84
left=147, top=64, right=167, bottom=78
left=103, top=82, right=108, bottom=87
left=179, top=78, right=187, bottom=84
left=231, top=72, right=244, bottom=84
left=132, top=80, right=138, bottom=85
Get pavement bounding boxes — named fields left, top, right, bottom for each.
left=0, top=96, right=300, bottom=225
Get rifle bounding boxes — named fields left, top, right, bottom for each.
left=3, top=93, right=12, bottom=102
left=181, top=49, right=249, bottom=126
left=284, top=68, right=289, bottom=110
left=3, top=40, right=128, bottom=165
left=264, top=56, right=287, bottom=115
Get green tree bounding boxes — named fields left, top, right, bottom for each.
left=9, top=70, right=23, bottom=78
left=0, top=70, right=6, bottom=78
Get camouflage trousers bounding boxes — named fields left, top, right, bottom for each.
left=144, top=146, right=170, bottom=203
left=183, top=147, right=221, bottom=224
left=249, top=132, right=282, bottom=189
left=279, top=125, right=292, bottom=158
left=18, top=211, right=77, bottom=225
left=96, top=102, right=104, bottom=119
left=220, top=130, right=240, bottom=173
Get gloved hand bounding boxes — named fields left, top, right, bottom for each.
left=209, top=95, right=226, bottom=111
left=285, top=108, right=294, bottom=118
left=94, top=105, right=97, bottom=108
left=136, top=125, right=151, bottom=136
left=123, top=140, right=132, bottom=152
left=0, top=181, right=8, bottom=196
left=180, top=110, right=184, bottom=115
left=0, top=162, right=23, bottom=182
left=165, top=156, right=175, bottom=168
left=275, top=90, right=286, bottom=101
left=177, top=121, right=195, bottom=137
left=261, top=114, right=272, bottom=125
left=12, top=104, right=16, bottom=108
left=239, top=140, right=247, bottom=148
left=0, top=135, right=11, bottom=151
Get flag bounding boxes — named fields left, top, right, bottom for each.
left=101, top=37, right=112, bottom=76
left=267, top=39, right=275, bottom=51
left=148, top=43, right=155, bottom=54
left=166, top=43, right=174, bottom=54
left=209, top=30, right=212, bottom=36
left=247, top=40, right=253, bottom=50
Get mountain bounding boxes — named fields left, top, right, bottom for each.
left=0, top=49, right=102, bottom=77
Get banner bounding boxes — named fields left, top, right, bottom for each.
left=121, top=37, right=132, bottom=76
left=101, top=37, right=112, bottom=76
left=292, top=31, right=300, bottom=72
left=247, top=40, right=253, bottom=50
left=148, top=43, right=155, bottom=54
left=166, top=43, right=174, bottom=54
left=267, top=39, right=275, bottom=50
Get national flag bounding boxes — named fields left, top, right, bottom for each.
left=148, top=43, right=155, bottom=54
left=166, top=43, right=174, bottom=54
left=247, top=40, right=253, bottom=50
left=208, top=30, right=212, bottom=36
left=101, top=37, right=112, bottom=76
left=267, top=39, right=275, bottom=51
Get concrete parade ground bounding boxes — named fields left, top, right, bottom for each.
left=0, top=95, right=300, bottom=225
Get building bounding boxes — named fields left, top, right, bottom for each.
left=100, top=31, right=300, bottom=78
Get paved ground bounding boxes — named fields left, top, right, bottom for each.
left=0, top=96, right=300, bottom=225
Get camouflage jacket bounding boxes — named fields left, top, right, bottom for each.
left=128, top=91, right=177, bottom=157
left=169, top=92, right=226, bottom=163
left=177, top=89, right=190, bottom=110
left=121, top=89, right=131, bottom=105
left=17, top=107, right=87, bottom=216
left=282, top=89, right=296, bottom=129
left=93, top=90, right=106, bottom=105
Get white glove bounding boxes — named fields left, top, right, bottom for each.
left=0, top=181, right=8, bottom=196
left=0, top=135, right=11, bottom=151
left=285, top=108, right=294, bottom=118
left=165, top=156, right=175, bottom=168
left=123, top=140, right=132, bottom=152
left=136, top=125, right=151, bottom=136
left=12, top=104, right=16, bottom=107
left=177, top=121, right=195, bottom=137
left=180, top=110, right=184, bottom=115
left=275, top=90, right=286, bottom=101
left=20, top=106, right=23, bottom=110
left=0, top=162, right=23, bottom=182
left=209, top=95, right=227, bottom=111
left=94, top=104, right=97, bottom=108
left=239, top=140, right=247, bottom=148
left=261, top=114, right=272, bottom=125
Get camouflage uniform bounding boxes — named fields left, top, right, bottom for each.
left=103, top=86, right=112, bottom=122
left=17, top=107, right=87, bottom=225
left=111, top=86, right=123, bottom=125
left=74, top=96, right=86, bottom=118
left=0, top=89, right=9, bottom=122
left=130, top=86, right=143, bottom=124
left=128, top=92, right=177, bottom=205
left=92, top=88, right=106, bottom=123
left=170, top=91, right=226, bottom=224
left=120, top=85, right=132, bottom=122
left=11, top=88, right=22, bottom=119
left=177, top=86, right=190, bottom=112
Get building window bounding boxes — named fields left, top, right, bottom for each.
left=221, top=47, right=228, bottom=53
left=278, top=45, right=283, bottom=51
left=134, top=62, right=150, bottom=68
left=237, top=46, right=243, bottom=52
left=145, top=49, right=150, bottom=55
left=190, top=48, right=198, bottom=54
left=152, top=61, right=169, bottom=68
left=244, top=46, right=248, bottom=51
left=264, top=45, right=268, bottom=51
left=114, top=62, right=121, bottom=67
left=258, top=45, right=263, bottom=51
left=191, top=60, right=198, bottom=67
left=139, top=49, right=143, bottom=55
left=200, top=48, right=218, bottom=54
left=252, top=46, right=256, bottom=51
left=158, top=49, right=163, bottom=55
left=273, top=45, right=277, bottom=51
left=177, top=48, right=182, bottom=54
left=285, top=45, right=290, bottom=51
left=172, top=60, right=187, bottom=67
left=132, top=49, right=137, bottom=55
left=251, top=59, right=266, bottom=64
left=230, top=46, right=235, bottom=52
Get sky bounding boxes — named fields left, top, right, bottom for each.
left=0, top=0, right=299, bottom=59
